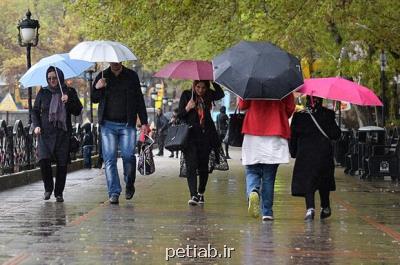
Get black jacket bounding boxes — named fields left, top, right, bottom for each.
left=92, top=66, right=148, bottom=127
left=290, top=107, right=341, bottom=196
left=32, top=86, right=83, bottom=163
left=178, top=83, right=224, bottom=147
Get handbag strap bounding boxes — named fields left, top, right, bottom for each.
left=306, top=109, right=329, bottom=139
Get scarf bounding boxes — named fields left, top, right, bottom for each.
left=48, top=86, right=67, bottom=131
left=196, top=96, right=206, bottom=127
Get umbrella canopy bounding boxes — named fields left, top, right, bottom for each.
left=69, top=40, right=137, bottom=62
left=212, top=40, right=303, bottom=100
left=298, top=77, right=383, bottom=106
left=153, top=60, right=213, bottom=80
left=19, top=53, right=94, bottom=87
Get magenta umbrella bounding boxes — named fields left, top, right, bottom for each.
left=153, top=60, right=213, bottom=80
left=298, top=77, right=383, bottom=106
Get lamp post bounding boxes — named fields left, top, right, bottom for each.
left=162, top=96, right=168, bottom=113
left=380, top=50, right=387, bottom=126
left=394, top=72, right=400, bottom=120
left=17, top=10, right=39, bottom=125
left=151, top=91, right=158, bottom=130
left=85, top=70, right=94, bottom=122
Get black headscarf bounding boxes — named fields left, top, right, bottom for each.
left=46, top=66, right=67, bottom=131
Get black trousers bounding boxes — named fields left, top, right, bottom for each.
left=305, top=189, right=330, bottom=209
left=183, top=138, right=211, bottom=197
left=40, top=159, right=68, bottom=197
left=157, top=133, right=166, bottom=155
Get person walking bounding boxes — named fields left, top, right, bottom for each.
left=167, top=108, right=179, bottom=158
left=32, top=66, right=83, bottom=202
left=216, top=106, right=230, bottom=159
left=155, top=108, right=169, bottom=156
left=92, top=62, right=149, bottom=204
left=178, top=80, right=224, bottom=205
left=290, top=96, right=341, bottom=221
left=239, top=94, right=295, bottom=221
left=82, top=125, right=94, bottom=169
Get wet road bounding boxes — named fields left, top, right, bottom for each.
left=0, top=148, right=399, bottom=264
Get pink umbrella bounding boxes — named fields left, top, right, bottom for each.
left=153, top=60, right=213, bottom=80
left=298, top=77, right=383, bottom=106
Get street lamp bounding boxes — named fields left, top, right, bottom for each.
left=380, top=50, right=387, bottom=126
left=17, top=10, right=39, bottom=125
left=151, top=91, right=158, bottom=129
left=162, top=96, right=168, bottom=112
left=394, top=72, right=400, bottom=119
left=84, top=70, right=94, bottom=122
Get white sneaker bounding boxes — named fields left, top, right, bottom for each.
left=248, top=191, right=260, bottom=218
left=304, top=208, right=315, bottom=221
left=262, top=215, right=274, bottom=221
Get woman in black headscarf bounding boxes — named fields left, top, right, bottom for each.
left=290, top=96, right=341, bottom=220
left=32, top=66, right=82, bottom=202
left=178, top=80, right=224, bottom=205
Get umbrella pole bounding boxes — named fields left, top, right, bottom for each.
left=54, top=67, right=65, bottom=97
left=338, top=101, right=342, bottom=128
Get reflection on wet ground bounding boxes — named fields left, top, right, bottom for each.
left=0, top=149, right=399, bottom=264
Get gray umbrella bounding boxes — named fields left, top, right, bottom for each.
left=212, top=40, right=303, bottom=100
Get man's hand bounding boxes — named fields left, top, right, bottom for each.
left=34, top=127, right=41, bottom=135
left=95, top=78, right=107, bottom=89
left=141, top=124, right=151, bottom=135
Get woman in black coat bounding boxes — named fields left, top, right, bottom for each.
left=32, top=66, right=83, bottom=202
left=289, top=96, right=341, bottom=220
left=178, top=80, right=224, bottom=206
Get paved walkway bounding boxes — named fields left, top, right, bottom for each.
left=0, top=148, right=399, bottom=264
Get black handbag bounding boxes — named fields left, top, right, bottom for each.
left=227, top=107, right=245, bottom=147
left=165, top=123, right=190, bottom=151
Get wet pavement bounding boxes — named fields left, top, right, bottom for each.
left=0, top=148, right=399, bottom=265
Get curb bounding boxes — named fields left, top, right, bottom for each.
left=0, top=155, right=100, bottom=191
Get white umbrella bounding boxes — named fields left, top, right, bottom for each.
left=69, top=40, right=137, bottom=62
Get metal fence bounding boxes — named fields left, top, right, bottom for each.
left=0, top=120, right=99, bottom=175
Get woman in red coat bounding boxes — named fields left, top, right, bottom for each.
left=239, top=94, right=295, bottom=221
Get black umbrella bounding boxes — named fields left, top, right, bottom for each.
left=212, top=41, right=303, bottom=100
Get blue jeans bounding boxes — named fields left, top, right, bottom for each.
left=101, top=120, right=137, bottom=197
left=245, top=164, right=279, bottom=216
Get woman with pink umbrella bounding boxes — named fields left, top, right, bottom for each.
left=289, top=96, right=341, bottom=221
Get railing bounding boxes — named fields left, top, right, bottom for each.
left=0, top=120, right=99, bottom=175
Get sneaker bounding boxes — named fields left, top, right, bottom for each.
left=197, top=193, right=205, bottom=204
left=188, top=196, right=199, bottom=206
left=168, top=154, right=174, bottom=158
left=43, top=191, right=52, bottom=200
left=125, top=186, right=135, bottom=200
left=320, top=207, right=332, bottom=219
left=262, top=216, right=274, bottom=221
left=55, top=195, right=64, bottom=202
left=248, top=191, right=260, bottom=218
left=304, top=208, right=315, bottom=221
left=109, top=196, right=119, bottom=204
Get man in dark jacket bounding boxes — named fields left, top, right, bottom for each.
left=92, top=62, right=149, bottom=204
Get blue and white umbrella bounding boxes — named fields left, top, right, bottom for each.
left=19, top=53, right=94, bottom=88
